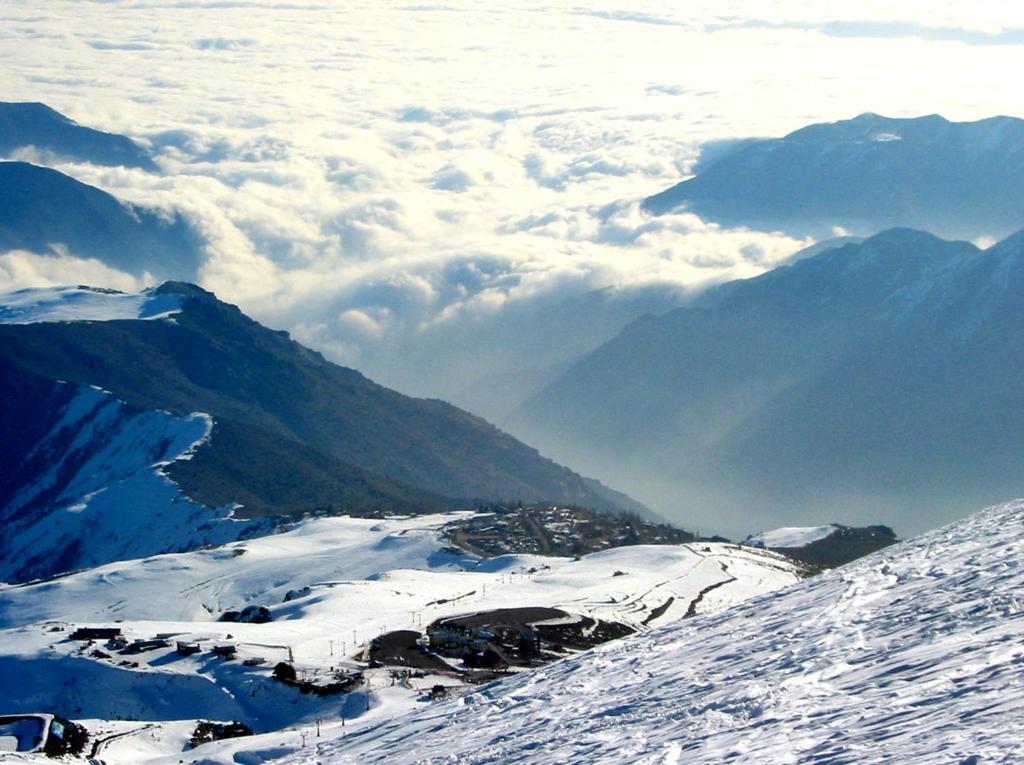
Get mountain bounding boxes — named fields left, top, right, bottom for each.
left=0, top=101, right=157, bottom=170
left=356, top=283, right=688, bottom=423
left=0, top=377, right=267, bottom=584
left=513, top=228, right=1024, bottom=536
left=0, top=161, right=201, bottom=279
left=643, top=113, right=1024, bottom=240
left=0, top=283, right=641, bottom=580
left=306, top=499, right=1024, bottom=764
left=745, top=524, right=898, bottom=570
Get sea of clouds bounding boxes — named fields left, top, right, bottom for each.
left=1, top=0, right=1021, bottom=406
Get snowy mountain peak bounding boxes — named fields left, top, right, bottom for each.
left=0, top=285, right=184, bottom=325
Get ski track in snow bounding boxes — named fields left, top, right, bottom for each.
left=282, top=500, right=1024, bottom=765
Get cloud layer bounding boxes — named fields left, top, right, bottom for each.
left=1, top=0, right=1021, bottom=409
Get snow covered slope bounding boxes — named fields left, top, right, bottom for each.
left=0, top=513, right=803, bottom=740
left=0, top=514, right=800, bottom=631
left=745, top=525, right=838, bottom=548
left=300, top=499, right=1024, bottom=764
left=0, top=382, right=259, bottom=583
left=0, top=513, right=477, bottom=626
left=0, top=285, right=182, bottom=325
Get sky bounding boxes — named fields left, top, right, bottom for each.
left=2, top=1, right=1023, bottom=520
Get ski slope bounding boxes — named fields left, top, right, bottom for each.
left=0, top=514, right=802, bottom=634
left=290, top=500, right=1024, bottom=765
left=0, top=513, right=803, bottom=747
left=0, top=285, right=182, bottom=325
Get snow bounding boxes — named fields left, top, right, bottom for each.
left=0, top=285, right=182, bottom=324
left=0, top=513, right=479, bottom=626
left=0, top=383, right=259, bottom=584
left=745, top=525, right=838, bottom=549
left=0, top=513, right=803, bottom=761
left=0, top=717, right=46, bottom=753
left=0, top=516, right=800, bottom=633
left=283, top=499, right=1024, bottom=765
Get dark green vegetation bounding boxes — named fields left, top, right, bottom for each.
left=0, top=102, right=156, bottom=170
left=0, top=359, right=67, bottom=519
left=0, top=161, right=200, bottom=279
left=763, top=526, right=899, bottom=571
left=0, top=282, right=639, bottom=521
left=514, top=228, right=1024, bottom=535
left=444, top=504, right=708, bottom=558
left=644, top=113, right=1024, bottom=240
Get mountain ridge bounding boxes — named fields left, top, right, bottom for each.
left=0, top=281, right=645, bottom=582
left=0, top=161, right=201, bottom=279
left=644, top=112, right=1024, bottom=240
left=513, top=227, right=1024, bottom=535
left=0, top=101, right=157, bottom=170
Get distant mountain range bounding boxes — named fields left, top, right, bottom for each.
left=0, top=161, right=201, bottom=279
left=0, top=101, right=156, bottom=170
left=0, top=282, right=641, bottom=581
left=512, top=228, right=1024, bottom=536
left=437, top=284, right=687, bottom=424
left=644, top=113, right=1024, bottom=240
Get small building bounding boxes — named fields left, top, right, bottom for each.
left=426, top=626, right=493, bottom=653
left=242, top=657, right=266, bottom=666
left=127, top=638, right=170, bottom=653
left=462, top=648, right=508, bottom=670
left=69, top=627, right=121, bottom=641
left=176, top=641, right=201, bottom=656
left=273, top=662, right=297, bottom=682
left=211, top=644, right=237, bottom=659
